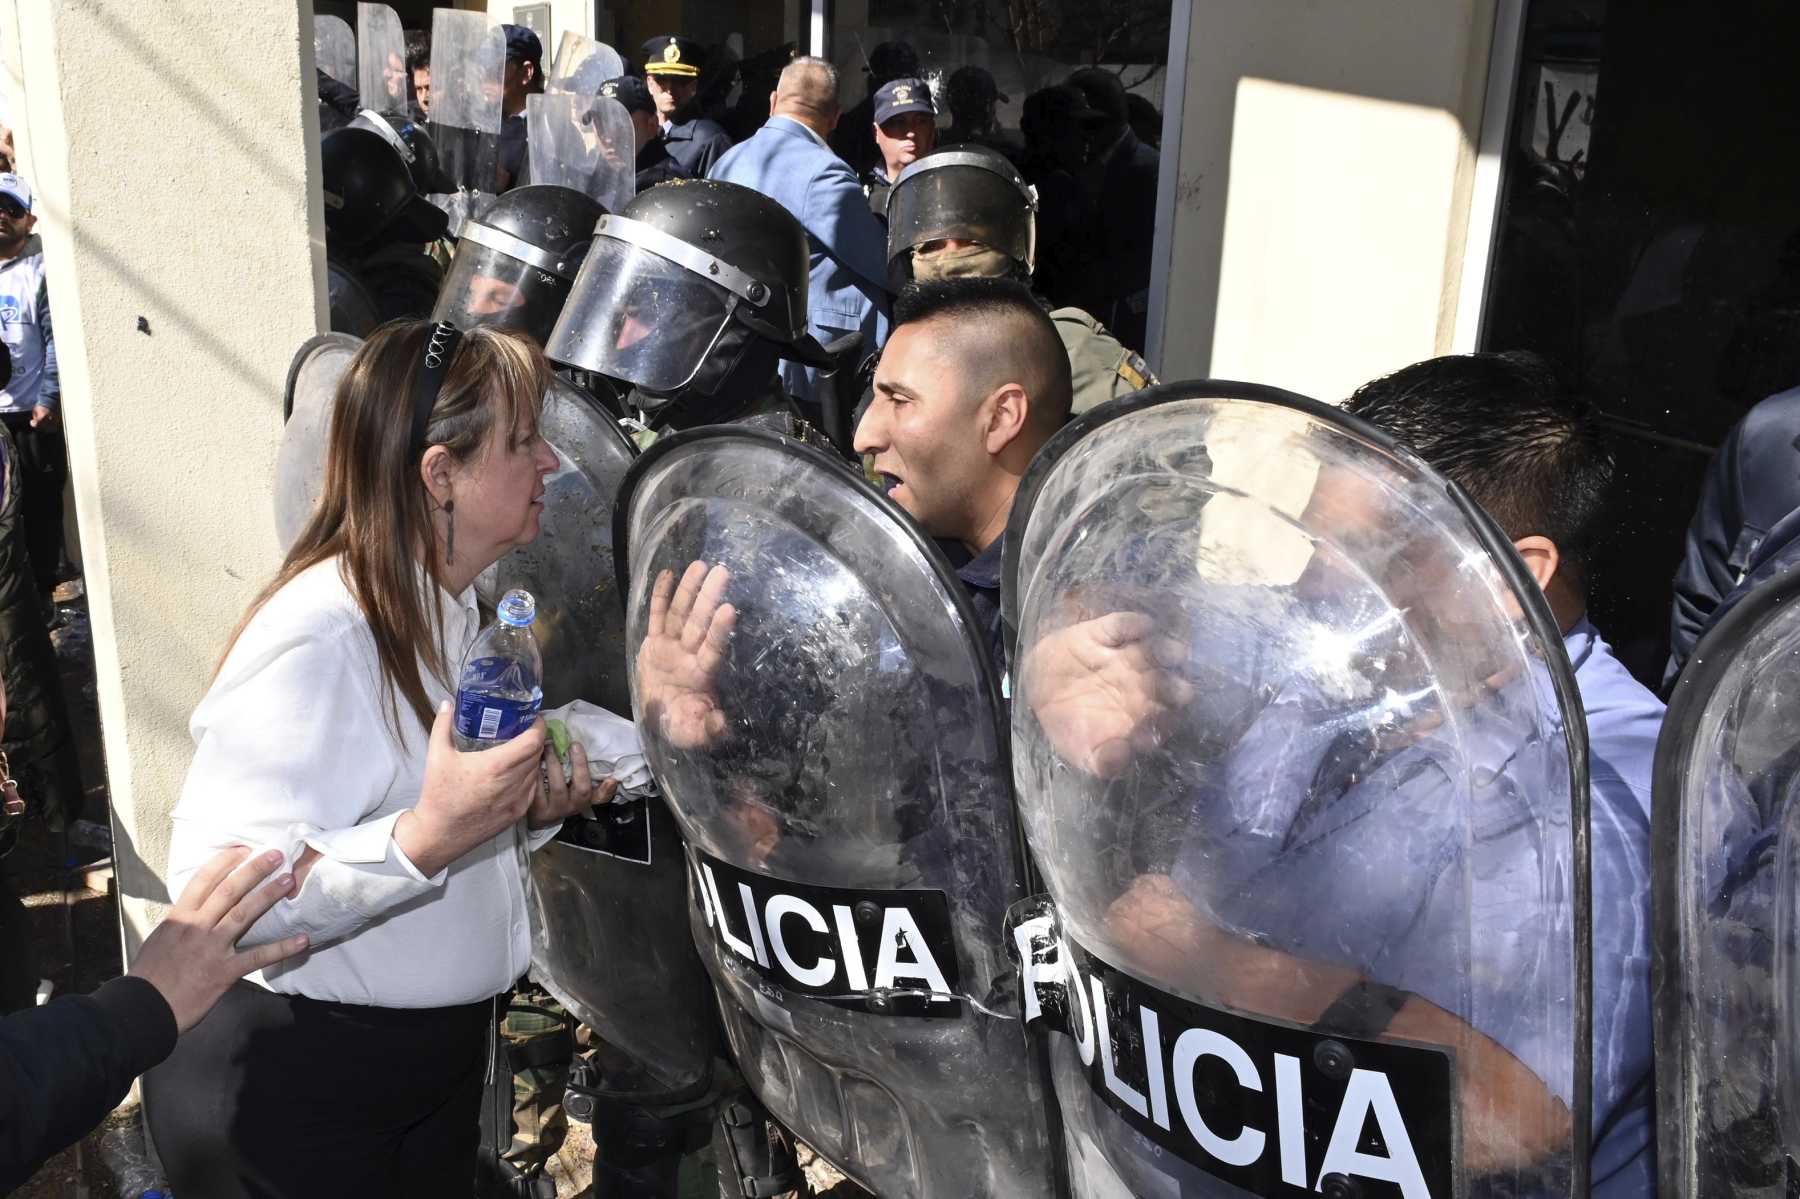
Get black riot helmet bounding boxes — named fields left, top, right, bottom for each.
left=347, top=108, right=452, bottom=195
left=545, top=180, right=830, bottom=409
left=886, top=144, right=1038, bottom=287
left=320, top=126, right=451, bottom=253
left=432, top=185, right=608, bottom=346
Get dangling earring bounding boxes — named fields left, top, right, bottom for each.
left=444, top=498, right=456, bottom=565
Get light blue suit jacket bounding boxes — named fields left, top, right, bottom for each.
left=708, top=116, right=891, bottom=402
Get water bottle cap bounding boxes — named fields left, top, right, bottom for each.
left=497, top=589, right=537, bottom=627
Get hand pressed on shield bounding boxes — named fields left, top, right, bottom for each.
left=128, top=847, right=310, bottom=1034
left=530, top=727, right=621, bottom=829
left=1021, top=611, right=1195, bottom=778
left=636, top=561, right=736, bottom=750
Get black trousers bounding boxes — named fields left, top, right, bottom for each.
left=0, top=413, right=65, bottom=591
left=144, top=982, right=492, bottom=1198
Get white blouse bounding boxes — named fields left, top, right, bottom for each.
left=167, top=557, right=560, bottom=1009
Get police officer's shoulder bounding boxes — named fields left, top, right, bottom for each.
left=1051, top=305, right=1156, bottom=413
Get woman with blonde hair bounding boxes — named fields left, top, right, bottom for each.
left=145, top=320, right=613, bottom=1194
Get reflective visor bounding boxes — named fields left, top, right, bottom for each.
left=544, top=234, right=735, bottom=392
left=431, top=235, right=577, bottom=347
left=886, top=158, right=1036, bottom=274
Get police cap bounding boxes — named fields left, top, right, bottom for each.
left=642, top=35, right=702, bottom=78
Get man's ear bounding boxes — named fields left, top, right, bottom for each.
left=982, top=383, right=1030, bottom=457
left=768, top=88, right=780, bottom=112
left=1512, top=534, right=1561, bottom=594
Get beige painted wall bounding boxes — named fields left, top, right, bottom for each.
left=1152, top=0, right=1498, bottom=402
left=0, top=0, right=322, bottom=953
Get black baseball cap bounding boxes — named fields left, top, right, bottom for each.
left=600, top=75, right=656, bottom=116
left=501, top=24, right=542, bottom=68
left=873, top=78, right=935, bottom=126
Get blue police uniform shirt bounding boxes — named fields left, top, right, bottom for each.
left=1162, top=608, right=1657, bottom=1193
left=953, top=535, right=1006, bottom=678
left=1564, top=616, right=1660, bottom=1197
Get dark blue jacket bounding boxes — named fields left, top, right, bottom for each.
left=1665, top=386, right=1800, bottom=686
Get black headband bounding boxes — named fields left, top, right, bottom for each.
left=411, top=321, right=464, bottom=455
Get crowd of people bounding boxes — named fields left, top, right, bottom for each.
left=6, top=13, right=1800, bottom=1199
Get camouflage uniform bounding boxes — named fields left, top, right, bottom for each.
left=1051, top=305, right=1156, bottom=415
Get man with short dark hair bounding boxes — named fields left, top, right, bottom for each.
left=1344, top=351, right=1658, bottom=1198
left=495, top=23, right=543, bottom=191
left=854, top=277, right=1071, bottom=659
left=642, top=35, right=733, bottom=179
left=405, top=28, right=432, bottom=119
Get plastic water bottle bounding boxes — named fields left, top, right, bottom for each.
left=453, top=589, right=543, bottom=751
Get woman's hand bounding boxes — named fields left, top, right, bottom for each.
left=395, top=701, right=545, bottom=876
left=529, top=725, right=620, bottom=829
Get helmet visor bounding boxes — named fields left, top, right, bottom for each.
left=432, top=235, right=577, bottom=346
left=545, top=234, right=735, bottom=392
left=887, top=160, right=1035, bottom=275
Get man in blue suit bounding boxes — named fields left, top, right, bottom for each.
left=708, top=56, right=891, bottom=405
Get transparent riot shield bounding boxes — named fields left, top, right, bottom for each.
left=1655, top=562, right=1800, bottom=1197
left=274, top=332, right=362, bottom=545
left=314, top=14, right=356, bottom=88
left=427, top=9, right=503, bottom=196
left=525, top=92, right=635, bottom=215
left=618, top=427, right=1058, bottom=1197
left=356, top=2, right=409, bottom=115
left=1004, top=384, right=1590, bottom=1198
left=547, top=31, right=625, bottom=97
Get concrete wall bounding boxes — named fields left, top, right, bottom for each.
left=1152, top=0, right=1500, bottom=402
left=0, top=0, right=322, bottom=953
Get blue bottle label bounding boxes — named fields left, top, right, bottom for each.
left=454, top=657, right=541, bottom=743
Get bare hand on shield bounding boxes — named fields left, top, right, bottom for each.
left=638, top=562, right=736, bottom=750
left=1022, top=612, right=1195, bottom=778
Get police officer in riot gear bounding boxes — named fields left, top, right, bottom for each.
left=547, top=179, right=849, bottom=449
left=319, top=125, right=449, bottom=335
left=885, top=143, right=1155, bottom=415
left=348, top=108, right=453, bottom=196
left=1003, top=383, right=1593, bottom=1196
left=433, top=184, right=606, bottom=345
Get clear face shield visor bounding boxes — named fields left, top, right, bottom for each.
left=545, top=215, right=777, bottom=394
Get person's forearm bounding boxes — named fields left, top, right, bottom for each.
left=176, top=816, right=442, bottom=951
left=0, top=977, right=176, bottom=1190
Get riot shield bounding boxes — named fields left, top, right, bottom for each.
left=427, top=9, right=503, bottom=195
left=1654, top=561, right=1800, bottom=1196
left=314, top=14, right=356, bottom=88
left=525, top=92, right=636, bottom=215
left=547, top=31, right=625, bottom=97
left=356, top=2, right=409, bottom=115
left=274, top=332, right=362, bottom=544
left=1005, top=384, right=1591, bottom=1197
left=618, top=427, right=1057, bottom=1197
